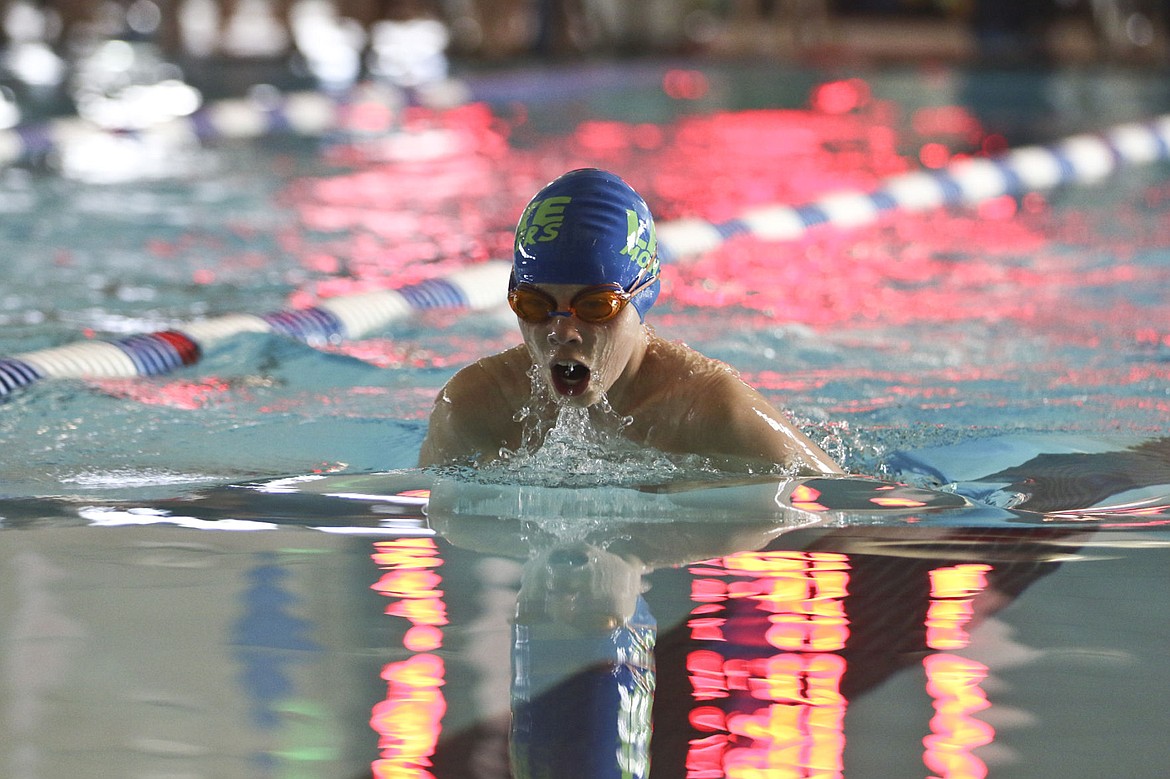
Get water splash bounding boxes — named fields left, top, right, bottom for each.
left=468, top=368, right=660, bottom=485
left=477, top=364, right=797, bottom=489
left=489, top=402, right=690, bottom=488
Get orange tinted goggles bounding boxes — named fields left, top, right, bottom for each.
left=508, top=277, right=655, bottom=324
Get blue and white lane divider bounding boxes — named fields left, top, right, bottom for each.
left=4, top=114, right=1170, bottom=396
left=0, top=261, right=511, bottom=397
left=655, top=114, right=1170, bottom=260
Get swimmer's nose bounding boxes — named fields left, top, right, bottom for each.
left=548, top=316, right=582, bottom=344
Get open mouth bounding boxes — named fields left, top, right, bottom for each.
left=550, top=360, right=591, bottom=397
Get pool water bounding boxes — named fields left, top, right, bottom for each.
left=2, top=61, right=1170, bottom=777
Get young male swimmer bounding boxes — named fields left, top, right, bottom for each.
left=418, top=168, right=842, bottom=475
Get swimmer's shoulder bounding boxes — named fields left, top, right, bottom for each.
left=647, top=338, right=773, bottom=417
left=640, top=334, right=840, bottom=473
left=642, top=335, right=743, bottom=395
left=421, top=346, right=532, bottom=466
left=628, top=335, right=742, bottom=423
left=440, top=345, right=531, bottom=414
left=469, top=345, right=533, bottom=399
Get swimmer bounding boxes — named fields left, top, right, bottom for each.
left=418, top=168, right=843, bottom=475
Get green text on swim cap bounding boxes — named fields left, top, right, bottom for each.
left=620, top=209, right=659, bottom=278
left=516, top=196, right=571, bottom=252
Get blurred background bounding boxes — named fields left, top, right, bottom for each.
left=0, top=0, right=1167, bottom=123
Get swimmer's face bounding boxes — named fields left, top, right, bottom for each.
left=516, top=283, right=646, bottom=407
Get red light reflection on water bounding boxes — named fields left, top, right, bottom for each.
left=93, top=377, right=231, bottom=409
left=911, top=106, right=983, bottom=142
left=923, top=654, right=994, bottom=779
left=369, top=538, right=447, bottom=778
left=685, top=551, right=850, bottom=777
left=664, top=69, right=710, bottom=101
left=811, top=78, right=871, bottom=115
left=371, top=654, right=447, bottom=778
left=919, top=142, right=950, bottom=169
left=789, top=483, right=829, bottom=512
left=924, top=564, right=994, bottom=778
left=287, top=82, right=919, bottom=305
left=927, top=564, right=992, bottom=651
left=279, top=79, right=1170, bottom=427
left=283, top=80, right=1170, bottom=352
left=683, top=553, right=1004, bottom=778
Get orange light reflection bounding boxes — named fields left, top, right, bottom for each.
left=922, top=654, right=994, bottom=779
left=370, top=539, right=447, bottom=778
left=685, top=552, right=850, bottom=778
left=926, top=564, right=991, bottom=651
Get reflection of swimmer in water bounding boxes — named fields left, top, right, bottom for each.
left=418, top=168, right=842, bottom=475
left=429, top=493, right=801, bottom=779
left=510, top=542, right=657, bottom=779
left=429, top=490, right=1084, bottom=779
left=981, top=437, right=1170, bottom=516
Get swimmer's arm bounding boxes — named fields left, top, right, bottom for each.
left=418, top=362, right=513, bottom=468
left=697, top=375, right=844, bottom=475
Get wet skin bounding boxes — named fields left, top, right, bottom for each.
left=516, top=283, right=648, bottom=408
left=418, top=283, right=843, bottom=475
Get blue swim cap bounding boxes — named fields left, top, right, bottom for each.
left=512, top=168, right=660, bottom=320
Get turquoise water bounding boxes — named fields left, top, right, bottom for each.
left=2, top=62, right=1170, bottom=777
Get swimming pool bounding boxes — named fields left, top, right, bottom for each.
left=2, top=60, right=1169, bottom=777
